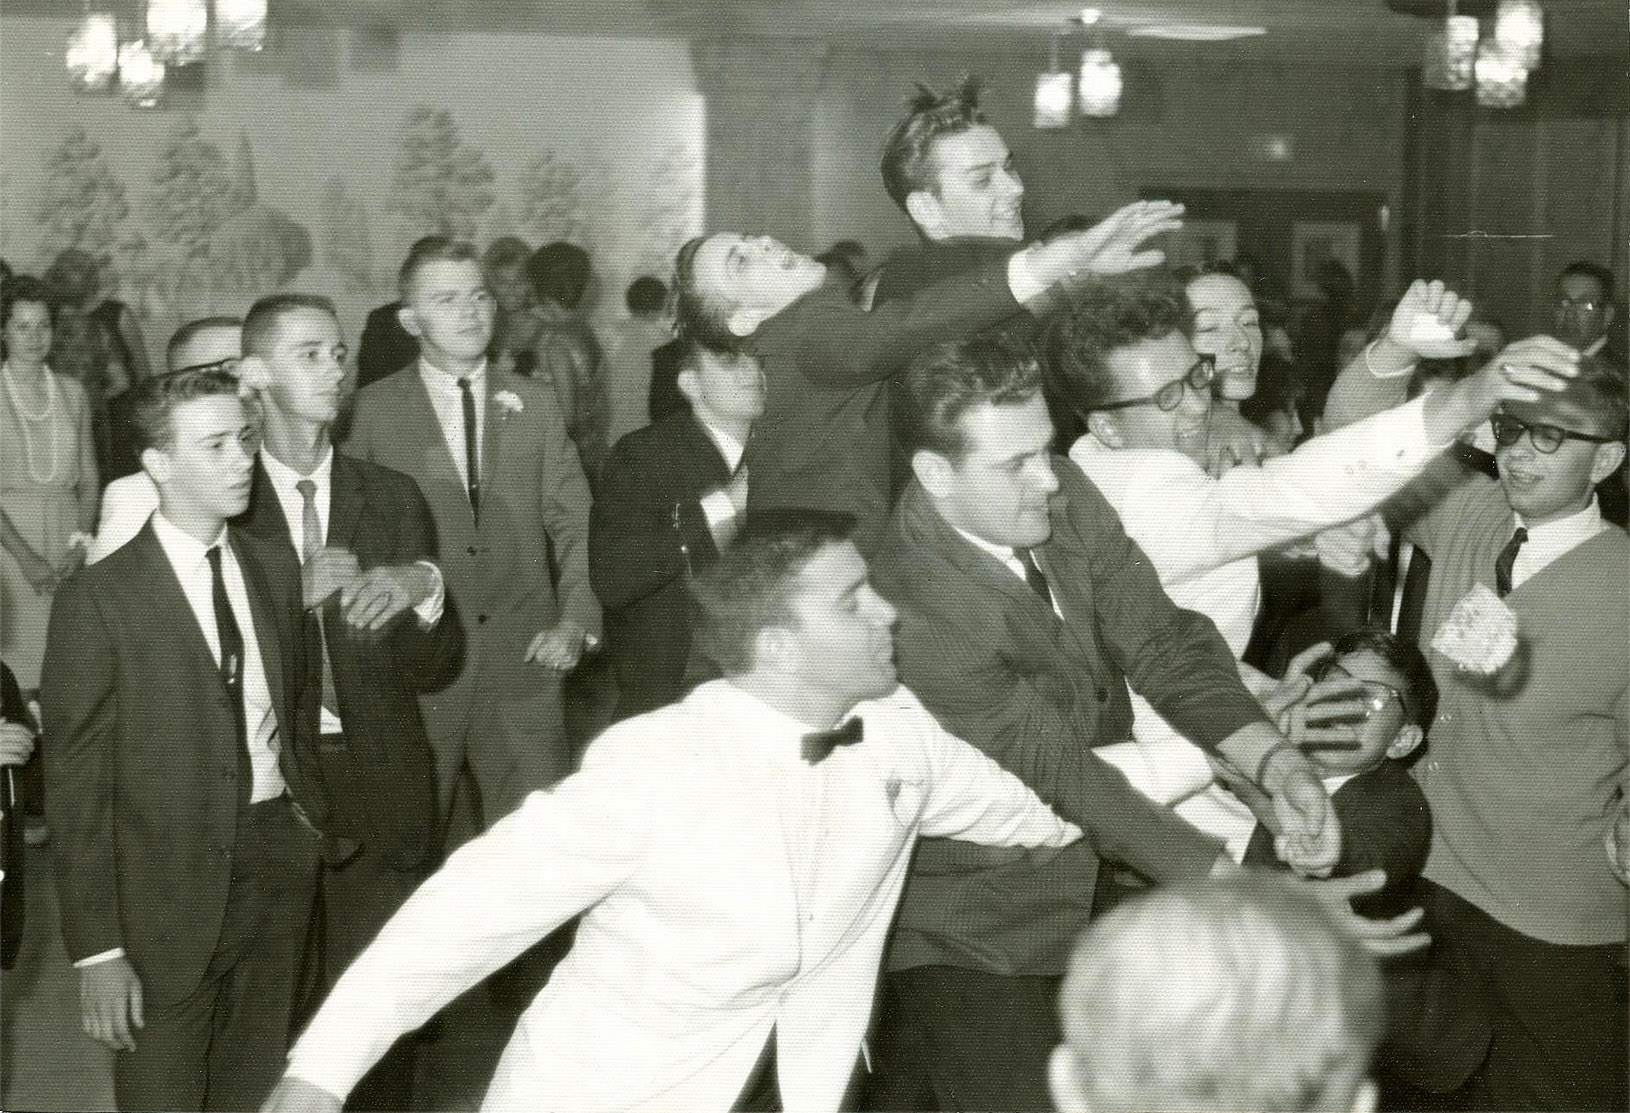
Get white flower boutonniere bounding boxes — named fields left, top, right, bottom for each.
left=495, top=390, right=524, bottom=418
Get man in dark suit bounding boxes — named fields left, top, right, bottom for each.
left=355, top=302, right=418, bottom=391
left=668, top=203, right=1182, bottom=555
left=646, top=336, right=688, bottom=426
left=344, top=237, right=599, bottom=831
left=865, top=335, right=1373, bottom=1110
left=234, top=293, right=464, bottom=1110
left=42, top=367, right=333, bottom=1111
left=591, top=341, right=761, bottom=720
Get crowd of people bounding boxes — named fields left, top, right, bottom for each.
left=1, top=76, right=1626, bottom=1113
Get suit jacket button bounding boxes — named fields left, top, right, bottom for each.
left=478, top=614, right=488, bottom=625
left=1096, top=687, right=1108, bottom=702
left=467, top=546, right=478, bottom=556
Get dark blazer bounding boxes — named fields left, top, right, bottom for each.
left=236, top=453, right=464, bottom=870
left=743, top=256, right=1025, bottom=555
left=1, top=661, right=28, bottom=970
left=647, top=338, right=688, bottom=427
left=40, top=523, right=327, bottom=1005
left=356, top=302, right=419, bottom=390
left=871, top=462, right=1266, bottom=976
left=590, top=413, right=731, bottom=720
left=344, top=365, right=600, bottom=785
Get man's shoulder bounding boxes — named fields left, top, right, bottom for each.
left=875, top=237, right=1012, bottom=302
left=334, top=451, right=428, bottom=506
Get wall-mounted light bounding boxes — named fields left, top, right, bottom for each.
left=216, top=0, right=268, bottom=52
left=1474, top=39, right=1527, bottom=107
left=1034, top=36, right=1072, bottom=129
left=118, top=38, right=165, bottom=107
left=1078, top=46, right=1122, bottom=117
left=1422, top=3, right=1478, bottom=91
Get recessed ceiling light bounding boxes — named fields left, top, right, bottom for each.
left=1126, top=24, right=1269, bottom=42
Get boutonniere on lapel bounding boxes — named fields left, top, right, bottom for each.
left=494, top=390, right=524, bottom=419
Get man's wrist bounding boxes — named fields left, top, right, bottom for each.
left=1254, top=741, right=1306, bottom=791
left=1366, top=337, right=1417, bottom=379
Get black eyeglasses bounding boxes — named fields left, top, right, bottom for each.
left=1490, top=412, right=1617, bottom=455
left=1094, top=356, right=1216, bottom=413
left=1309, top=660, right=1408, bottom=722
left=1556, top=294, right=1604, bottom=314
left=171, top=356, right=242, bottom=376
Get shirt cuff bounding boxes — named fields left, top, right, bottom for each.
left=1369, top=394, right=1442, bottom=466
left=412, top=561, right=445, bottom=626
left=1005, top=247, right=1050, bottom=305
left=74, top=947, right=126, bottom=968
left=699, top=490, right=738, bottom=534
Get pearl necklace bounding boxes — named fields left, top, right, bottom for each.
left=2, top=362, right=63, bottom=485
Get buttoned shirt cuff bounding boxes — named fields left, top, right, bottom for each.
left=74, top=947, right=125, bottom=968
left=1005, top=247, right=1052, bottom=305
left=411, top=560, right=446, bottom=627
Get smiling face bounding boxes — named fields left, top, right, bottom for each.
left=1097, top=331, right=1214, bottom=464
left=3, top=299, right=52, bottom=370
left=399, top=259, right=496, bottom=368
left=918, top=393, right=1060, bottom=549
left=1186, top=274, right=1262, bottom=401
left=1496, top=395, right=1626, bottom=527
left=910, top=124, right=1025, bottom=242
left=148, top=393, right=257, bottom=524
left=257, top=307, right=348, bottom=426
left=691, top=234, right=828, bottom=337
left=776, top=540, right=900, bottom=707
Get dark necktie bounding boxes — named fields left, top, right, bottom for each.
left=296, top=479, right=341, bottom=716
left=1395, top=544, right=1433, bottom=648
left=458, top=376, right=480, bottom=522
left=207, top=545, right=248, bottom=757
left=1494, top=526, right=1528, bottom=598
left=800, top=717, right=864, bottom=764
left=1016, top=548, right=1053, bottom=606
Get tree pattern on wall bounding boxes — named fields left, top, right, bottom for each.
left=517, top=150, right=589, bottom=248
left=35, top=129, right=133, bottom=269
left=321, top=176, right=373, bottom=291
left=633, top=143, right=700, bottom=278
left=388, top=105, right=495, bottom=241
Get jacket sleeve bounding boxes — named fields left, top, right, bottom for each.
left=1332, top=769, right=1432, bottom=891
left=384, top=472, right=465, bottom=692
left=39, top=577, right=124, bottom=962
left=763, top=256, right=1022, bottom=388
left=890, top=590, right=1224, bottom=884
left=1056, top=462, right=1268, bottom=749
left=535, top=394, right=603, bottom=639
left=589, top=436, right=719, bottom=611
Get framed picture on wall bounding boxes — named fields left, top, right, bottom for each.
left=1166, top=220, right=1238, bottom=270
left=1291, top=221, right=1362, bottom=298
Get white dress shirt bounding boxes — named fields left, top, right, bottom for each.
left=1512, top=497, right=1609, bottom=589
left=697, top=422, right=746, bottom=537
left=418, top=357, right=487, bottom=491
left=258, top=447, right=446, bottom=735
left=286, top=680, right=1080, bottom=1112
left=952, top=527, right=1062, bottom=618
left=88, top=472, right=160, bottom=564
left=1075, top=396, right=1444, bottom=848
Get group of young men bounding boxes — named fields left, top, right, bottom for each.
left=38, top=77, right=1627, bottom=1113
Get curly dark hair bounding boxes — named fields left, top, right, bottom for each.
left=880, top=75, right=990, bottom=212
left=899, top=332, right=1044, bottom=462
left=1042, top=274, right=1191, bottom=417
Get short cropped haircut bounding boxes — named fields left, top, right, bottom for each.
left=1560, top=259, right=1615, bottom=302
left=1, top=275, right=53, bottom=331
left=398, top=235, right=481, bottom=299
left=127, top=366, right=243, bottom=454
left=167, top=316, right=243, bottom=372
left=529, top=242, right=591, bottom=309
left=1059, top=874, right=1383, bottom=1113
left=625, top=275, right=668, bottom=315
left=689, top=509, right=858, bottom=676
left=899, top=334, right=1044, bottom=462
left=671, top=235, right=742, bottom=353
left=241, top=294, right=338, bottom=359
left=1043, top=274, right=1191, bottom=416
left=880, top=75, right=989, bottom=211
left=482, top=235, right=532, bottom=276
left=1321, top=628, right=1439, bottom=730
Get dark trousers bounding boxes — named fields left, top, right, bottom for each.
left=861, top=966, right=1059, bottom=1112
left=116, top=796, right=319, bottom=1112
left=313, top=837, right=426, bottom=1112
left=1420, top=880, right=1628, bottom=1112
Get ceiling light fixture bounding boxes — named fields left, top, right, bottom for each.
left=1078, top=46, right=1122, bottom=117
left=1423, top=0, right=1479, bottom=91
left=1493, top=0, right=1543, bottom=70
left=1034, top=35, right=1072, bottom=129
left=66, top=8, right=119, bottom=93
left=146, top=0, right=208, bottom=65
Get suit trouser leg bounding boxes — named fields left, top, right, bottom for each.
left=466, top=670, right=568, bottom=826
left=320, top=848, right=425, bottom=1112
left=116, top=798, right=318, bottom=1112
left=1422, top=880, right=1628, bottom=1112
left=863, top=966, right=1058, bottom=1113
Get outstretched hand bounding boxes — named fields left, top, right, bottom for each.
left=1388, top=279, right=1477, bottom=360
left=1072, top=200, right=1186, bottom=275
left=1299, top=869, right=1430, bottom=957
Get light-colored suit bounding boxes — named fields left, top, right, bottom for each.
left=344, top=364, right=599, bottom=820
left=285, top=680, right=1080, bottom=1112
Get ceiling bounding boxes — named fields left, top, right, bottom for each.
left=4, top=0, right=1625, bottom=63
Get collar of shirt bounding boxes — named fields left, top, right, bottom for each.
left=699, top=680, right=852, bottom=766
left=150, top=509, right=229, bottom=577
left=418, top=355, right=488, bottom=393
left=1512, top=496, right=1608, bottom=586
left=698, top=420, right=746, bottom=473
left=952, top=525, right=1031, bottom=584
left=260, top=446, right=336, bottom=552
left=1321, top=771, right=1359, bottom=796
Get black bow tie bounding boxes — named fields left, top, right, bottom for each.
left=801, top=717, right=864, bottom=764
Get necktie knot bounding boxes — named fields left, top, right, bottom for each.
left=296, top=477, right=316, bottom=500
left=801, top=717, right=864, bottom=764
left=1495, top=526, right=1529, bottom=598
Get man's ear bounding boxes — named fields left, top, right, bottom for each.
left=1590, top=440, right=1627, bottom=486
left=141, top=445, right=172, bottom=487
left=1047, top=1045, right=1090, bottom=1113
left=395, top=303, right=423, bottom=340
left=754, top=625, right=796, bottom=673
left=726, top=306, right=769, bottom=339
left=1386, top=723, right=1425, bottom=761
left=904, top=189, right=945, bottom=239
left=911, top=447, right=955, bottom=498
left=1352, top=1078, right=1379, bottom=1113
left=1086, top=412, right=1123, bottom=448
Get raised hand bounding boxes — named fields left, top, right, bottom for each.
left=1388, top=279, right=1477, bottom=360
left=1071, top=200, right=1186, bottom=276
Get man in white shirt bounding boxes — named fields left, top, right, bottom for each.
left=591, top=340, right=763, bottom=719
left=42, top=367, right=332, bottom=1111
left=1046, top=274, right=1583, bottom=854
left=262, top=509, right=1083, bottom=1113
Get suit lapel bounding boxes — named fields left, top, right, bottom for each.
left=241, top=459, right=296, bottom=549
left=401, top=370, right=469, bottom=496
left=130, top=523, right=225, bottom=685
left=327, top=453, right=368, bottom=552
left=229, top=530, right=287, bottom=742
left=678, top=414, right=733, bottom=490
left=480, top=373, right=506, bottom=500
left=903, top=484, right=1061, bottom=629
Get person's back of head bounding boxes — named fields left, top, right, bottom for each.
left=1051, top=874, right=1383, bottom=1113
left=528, top=242, right=592, bottom=310
left=166, top=316, right=244, bottom=373
left=44, top=248, right=101, bottom=309
left=625, top=275, right=668, bottom=318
